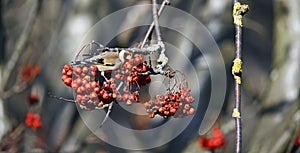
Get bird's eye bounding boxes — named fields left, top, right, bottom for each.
left=97, top=58, right=104, bottom=64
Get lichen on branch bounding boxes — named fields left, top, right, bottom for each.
left=233, top=2, right=249, bottom=27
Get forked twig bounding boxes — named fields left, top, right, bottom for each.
left=152, top=0, right=162, bottom=42
left=141, top=0, right=170, bottom=48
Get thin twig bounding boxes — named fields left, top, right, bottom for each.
left=141, top=0, right=169, bottom=48
left=234, top=23, right=242, bottom=153
left=232, top=1, right=249, bottom=153
left=152, top=0, right=162, bottom=42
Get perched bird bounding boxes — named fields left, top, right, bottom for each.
left=85, top=50, right=127, bottom=72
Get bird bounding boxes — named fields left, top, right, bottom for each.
left=85, top=49, right=127, bottom=72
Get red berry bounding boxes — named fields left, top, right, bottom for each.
left=295, top=136, right=300, bottom=146
left=134, top=58, right=141, bottom=65
left=64, top=78, right=72, bottom=86
left=123, top=93, right=130, bottom=101
left=111, top=83, right=116, bottom=89
left=62, top=69, right=67, bottom=75
left=102, top=92, right=110, bottom=99
left=67, top=70, right=73, bottom=76
left=91, top=81, right=98, bottom=88
left=164, top=111, right=170, bottom=116
left=75, top=78, right=82, bottom=86
left=82, top=67, right=89, bottom=74
left=74, top=67, right=82, bottom=74
left=188, top=108, right=195, bottom=115
left=90, top=65, right=97, bottom=72
left=28, top=94, right=39, bottom=105
left=98, top=101, right=104, bottom=107
left=170, top=108, right=177, bottom=114
left=94, top=87, right=101, bottom=93
left=85, top=83, right=92, bottom=92
left=81, top=96, right=87, bottom=104
left=149, top=113, right=155, bottom=118
left=76, top=95, right=83, bottom=102
left=112, top=93, right=117, bottom=98
left=124, top=62, right=132, bottom=69
left=64, top=64, right=71, bottom=71
left=76, top=86, right=85, bottom=94
left=159, top=107, right=164, bottom=113
left=82, top=79, right=88, bottom=86
left=62, top=75, right=68, bottom=81
left=83, top=75, right=91, bottom=81
left=71, top=82, right=79, bottom=90
left=184, top=104, right=190, bottom=110
left=90, top=92, right=98, bottom=99
left=103, top=83, right=111, bottom=90
left=91, top=71, right=97, bottom=76
left=126, top=100, right=132, bottom=105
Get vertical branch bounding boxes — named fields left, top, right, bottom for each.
left=0, top=1, right=5, bottom=65
left=141, top=0, right=169, bottom=48
left=231, top=1, right=249, bottom=153
left=0, top=0, right=40, bottom=94
left=152, top=0, right=162, bottom=42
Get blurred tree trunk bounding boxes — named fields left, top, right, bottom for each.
left=0, top=1, right=5, bottom=64
left=249, top=0, right=300, bottom=152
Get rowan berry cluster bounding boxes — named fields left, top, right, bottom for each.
left=198, top=126, right=226, bottom=150
left=61, top=64, right=73, bottom=87
left=60, top=43, right=195, bottom=120
left=62, top=63, right=115, bottom=109
left=105, top=53, right=151, bottom=105
left=25, top=112, right=42, bottom=129
left=61, top=53, right=151, bottom=110
left=295, top=134, right=300, bottom=146
left=145, top=75, right=195, bottom=118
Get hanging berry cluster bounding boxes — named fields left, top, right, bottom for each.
left=61, top=47, right=151, bottom=110
left=62, top=63, right=119, bottom=110
left=25, top=92, right=42, bottom=129
left=59, top=41, right=195, bottom=119
left=294, top=132, right=300, bottom=146
left=111, top=54, right=151, bottom=105
left=198, top=126, right=226, bottom=150
left=25, top=112, right=42, bottom=129
left=144, top=72, right=195, bottom=118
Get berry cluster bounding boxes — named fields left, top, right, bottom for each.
left=198, top=126, right=226, bottom=150
left=60, top=43, right=196, bottom=120
left=25, top=112, right=42, bottom=129
left=130, top=63, right=151, bottom=87
left=62, top=63, right=117, bottom=110
left=295, top=134, right=300, bottom=146
left=61, top=64, right=73, bottom=87
left=110, top=54, right=150, bottom=105
left=20, top=63, right=40, bottom=82
left=61, top=53, right=151, bottom=109
left=145, top=75, right=195, bottom=118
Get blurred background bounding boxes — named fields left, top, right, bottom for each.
left=0, top=0, right=299, bottom=153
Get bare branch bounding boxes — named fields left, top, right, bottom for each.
left=141, top=0, right=169, bottom=48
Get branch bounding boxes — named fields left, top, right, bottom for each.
left=0, top=0, right=40, bottom=95
left=141, top=0, right=169, bottom=48
left=231, top=1, right=249, bottom=153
